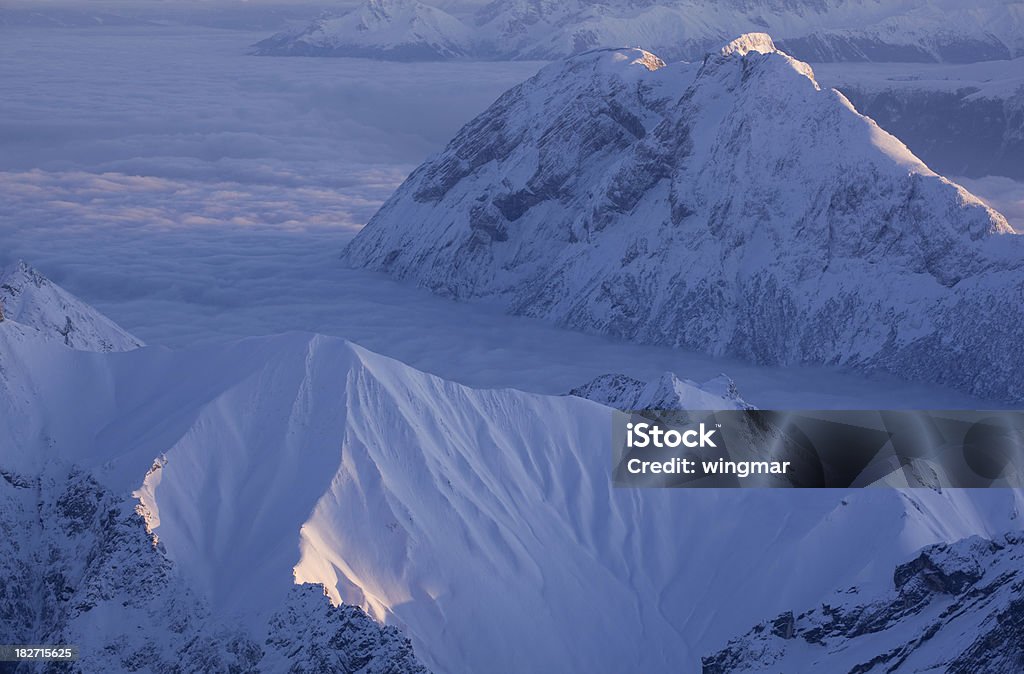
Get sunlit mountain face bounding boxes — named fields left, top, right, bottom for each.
left=343, top=36, right=1024, bottom=403
left=2, top=271, right=1023, bottom=672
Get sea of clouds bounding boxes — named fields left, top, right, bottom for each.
left=0, top=25, right=534, bottom=339
left=2, top=23, right=1019, bottom=408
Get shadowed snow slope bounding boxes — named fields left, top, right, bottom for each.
left=0, top=260, right=142, bottom=352
left=2, top=319, right=1022, bottom=672
left=343, top=37, right=1024, bottom=402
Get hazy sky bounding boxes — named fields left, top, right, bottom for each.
left=0, top=0, right=352, bottom=15
left=0, top=0, right=477, bottom=8
left=3, top=1, right=348, bottom=5
left=0, top=1, right=325, bottom=12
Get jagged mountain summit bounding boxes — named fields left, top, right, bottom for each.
left=256, top=0, right=1024, bottom=63
left=0, top=260, right=141, bottom=352
left=343, top=35, right=1024, bottom=402
left=4, top=278, right=1023, bottom=672
left=252, top=0, right=473, bottom=60
left=704, top=532, right=1024, bottom=673
left=569, top=371, right=753, bottom=410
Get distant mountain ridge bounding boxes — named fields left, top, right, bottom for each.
left=253, top=0, right=474, bottom=60
left=569, top=371, right=753, bottom=410
left=0, top=464, right=427, bottom=673
left=255, top=0, right=1024, bottom=63
left=342, top=35, right=1024, bottom=402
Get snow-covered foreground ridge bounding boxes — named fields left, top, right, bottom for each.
left=344, top=35, right=1024, bottom=403
left=2, top=293, right=1024, bottom=672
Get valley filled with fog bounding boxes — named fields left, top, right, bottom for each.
left=2, top=24, right=1021, bottom=407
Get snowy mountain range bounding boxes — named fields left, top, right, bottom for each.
left=705, top=532, right=1024, bottom=672
left=4, top=270, right=1023, bottom=672
left=252, top=0, right=475, bottom=60
left=342, top=35, right=1024, bottom=403
left=255, top=0, right=1024, bottom=63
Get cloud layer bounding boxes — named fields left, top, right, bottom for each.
left=1, top=25, right=1017, bottom=408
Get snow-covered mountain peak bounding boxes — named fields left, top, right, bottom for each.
left=0, top=260, right=141, bottom=352
left=253, top=0, right=472, bottom=60
left=357, top=0, right=435, bottom=27
left=545, top=47, right=667, bottom=82
left=344, top=40, right=1024, bottom=402
left=720, top=32, right=779, bottom=57
left=699, top=32, right=822, bottom=97
left=611, top=47, right=667, bottom=72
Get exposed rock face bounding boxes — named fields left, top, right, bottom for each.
left=343, top=37, right=1024, bottom=402
left=0, top=260, right=141, bottom=352
left=264, top=585, right=428, bottom=673
left=569, top=371, right=753, bottom=410
left=0, top=465, right=430, bottom=674
left=703, top=532, right=1024, bottom=673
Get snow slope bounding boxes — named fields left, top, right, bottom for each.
left=2, top=299, right=1023, bottom=672
left=343, top=37, right=1024, bottom=403
left=0, top=260, right=142, bottom=352
left=257, top=0, right=1024, bottom=62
